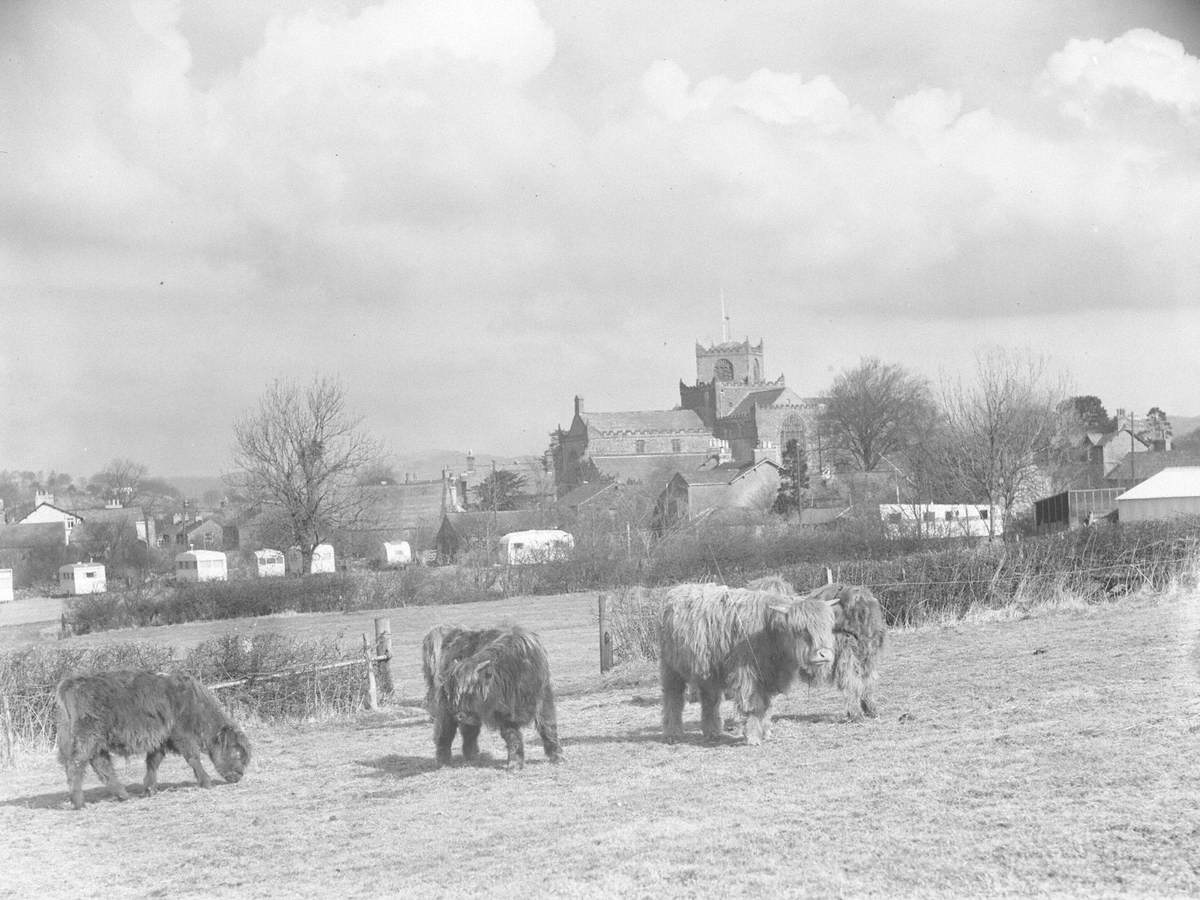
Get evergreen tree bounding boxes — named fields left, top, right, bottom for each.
left=773, top=439, right=809, bottom=516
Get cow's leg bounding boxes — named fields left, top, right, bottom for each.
left=660, top=664, right=687, bottom=743
left=142, top=746, right=168, bottom=795
left=66, top=758, right=89, bottom=810
left=433, top=706, right=459, bottom=766
left=743, top=693, right=772, bottom=746
left=172, top=737, right=213, bottom=788
left=91, top=751, right=131, bottom=801
left=459, top=722, right=482, bottom=762
left=500, top=723, right=525, bottom=770
left=535, top=691, right=563, bottom=762
left=698, top=684, right=723, bottom=743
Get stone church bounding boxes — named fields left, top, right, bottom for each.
left=552, top=338, right=825, bottom=495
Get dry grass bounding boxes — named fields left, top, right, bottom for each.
left=1, top=588, right=1198, bottom=897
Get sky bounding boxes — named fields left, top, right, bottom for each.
left=3, top=0, right=1200, bottom=478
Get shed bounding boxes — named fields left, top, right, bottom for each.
left=0, top=568, right=12, bottom=603
left=1116, top=467, right=1200, bottom=523
left=498, top=529, right=574, bottom=565
left=253, top=549, right=285, bottom=578
left=59, top=562, right=107, bottom=595
left=287, top=543, right=336, bottom=575
left=378, top=540, right=412, bottom=568
left=175, top=550, right=228, bottom=583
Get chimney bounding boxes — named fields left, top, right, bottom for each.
left=574, top=395, right=584, bottom=417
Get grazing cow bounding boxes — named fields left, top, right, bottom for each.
left=747, top=576, right=888, bottom=721
left=55, top=670, right=251, bottom=810
left=422, top=625, right=563, bottom=770
left=659, top=584, right=837, bottom=745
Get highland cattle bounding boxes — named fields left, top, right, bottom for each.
left=659, top=584, right=837, bottom=745
left=422, top=625, right=563, bottom=770
left=55, top=670, right=251, bottom=810
left=746, top=576, right=888, bottom=721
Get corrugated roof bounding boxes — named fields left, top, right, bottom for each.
left=581, top=409, right=708, bottom=434
left=1116, top=466, right=1200, bottom=501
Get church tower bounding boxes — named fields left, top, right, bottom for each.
left=694, top=339, right=765, bottom=386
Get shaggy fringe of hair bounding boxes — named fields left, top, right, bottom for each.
left=800, top=582, right=887, bottom=719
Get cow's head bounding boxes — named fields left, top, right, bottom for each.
left=210, top=725, right=251, bottom=783
left=449, top=657, right=497, bottom=724
left=769, top=597, right=837, bottom=671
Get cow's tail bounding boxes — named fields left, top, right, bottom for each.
left=54, top=678, right=80, bottom=767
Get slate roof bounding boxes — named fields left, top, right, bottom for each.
left=581, top=410, right=708, bottom=434
left=1105, top=451, right=1200, bottom=483
left=590, top=454, right=710, bottom=487
left=356, top=482, right=447, bottom=531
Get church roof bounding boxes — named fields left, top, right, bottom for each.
left=726, top=386, right=809, bottom=418
left=581, top=409, right=708, bottom=434
left=590, top=454, right=710, bottom=487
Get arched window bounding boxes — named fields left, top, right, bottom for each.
left=713, top=358, right=734, bottom=382
left=752, top=359, right=761, bottom=382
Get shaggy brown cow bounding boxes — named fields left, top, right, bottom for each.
left=55, top=670, right=251, bottom=810
left=659, top=584, right=837, bottom=745
left=422, top=625, right=563, bottom=770
left=801, top=582, right=887, bottom=720
left=747, top=576, right=888, bottom=721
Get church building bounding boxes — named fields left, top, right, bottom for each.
left=552, top=338, right=825, bottom=495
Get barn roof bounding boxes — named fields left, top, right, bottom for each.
left=1116, top=467, right=1200, bottom=501
left=1105, top=451, right=1200, bottom=483
left=580, top=409, right=708, bottom=434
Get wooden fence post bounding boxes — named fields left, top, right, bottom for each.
left=362, top=635, right=378, bottom=711
left=1, top=694, right=13, bottom=765
left=374, top=617, right=393, bottom=697
left=825, top=566, right=833, bottom=585
left=598, top=593, right=614, bottom=673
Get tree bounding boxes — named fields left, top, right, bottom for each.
left=231, top=376, right=380, bottom=573
left=475, top=469, right=529, bottom=511
left=939, top=348, right=1068, bottom=538
left=821, top=358, right=936, bottom=472
left=88, top=458, right=147, bottom=504
left=1142, top=407, right=1172, bottom=449
left=1063, top=395, right=1117, bottom=433
left=773, top=439, right=809, bottom=517
left=355, top=460, right=399, bottom=486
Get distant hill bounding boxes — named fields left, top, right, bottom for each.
left=1170, top=415, right=1200, bottom=440
left=164, top=450, right=543, bottom=499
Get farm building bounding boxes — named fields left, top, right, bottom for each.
left=0, top=568, right=12, bottom=603
left=1033, top=489, right=1122, bottom=534
left=175, top=550, right=228, bottom=583
left=498, top=530, right=574, bottom=565
left=287, top=544, right=336, bottom=575
left=377, top=540, right=412, bottom=567
left=58, top=562, right=106, bottom=595
left=253, top=549, right=285, bottom=577
left=879, top=502, right=1001, bottom=539
left=652, top=458, right=781, bottom=533
left=1116, top=467, right=1200, bottom=523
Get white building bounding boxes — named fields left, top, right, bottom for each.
left=498, top=529, right=574, bottom=565
left=378, top=540, right=412, bottom=568
left=175, top=549, right=228, bottom=583
left=1116, top=467, right=1200, bottom=523
left=287, top=543, right=336, bottom=575
left=879, top=502, right=1001, bottom=539
left=253, top=549, right=285, bottom=578
left=58, top=562, right=107, bottom=595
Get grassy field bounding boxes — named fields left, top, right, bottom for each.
left=1, top=589, right=1198, bottom=897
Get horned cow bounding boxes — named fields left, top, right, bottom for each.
left=659, top=584, right=837, bottom=745
left=55, top=670, right=251, bottom=810
left=422, top=624, right=563, bottom=770
left=801, top=582, right=887, bottom=720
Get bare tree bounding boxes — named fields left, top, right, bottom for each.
left=89, top=458, right=148, bottom=504
left=231, top=376, right=380, bottom=573
left=939, top=348, right=1068, bottom=538
left=821, top=358, right=936, bottom=472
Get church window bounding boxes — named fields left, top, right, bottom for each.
left=753, top=359, right=761, bottom=382
left=635, top=440, right=646, bottom=453
left=713, top=358, right=734, bottom=382
left=671, top=439, right=682, bottom=453
left=779, top=414, right=806, bottom=450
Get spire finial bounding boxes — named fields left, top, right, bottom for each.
left=720, top=289, right=730, bottom=343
